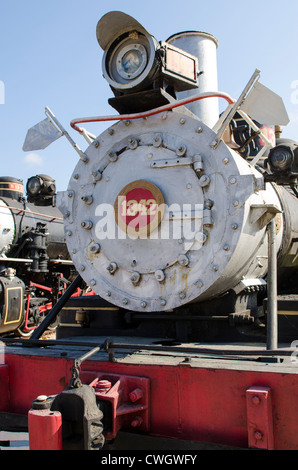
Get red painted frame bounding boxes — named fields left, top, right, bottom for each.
left=1, top=352, right=298, bottom=450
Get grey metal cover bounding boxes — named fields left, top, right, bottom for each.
left=23, top=117, right=62, bottom=152
left=96, top=11, right=151, bottom=50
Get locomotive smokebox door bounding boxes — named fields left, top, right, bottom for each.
left=58, top=109, right=282, bottom=313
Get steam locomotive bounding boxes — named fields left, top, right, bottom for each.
left=51, top=11, right=298, bottom=344
left=0, top=174, right=73, bottom=336
left=1, top=11, right=298, bottom=451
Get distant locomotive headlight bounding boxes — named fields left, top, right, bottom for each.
left=268, top=146, right=293, bottom=172
left=26, top=174, right=56, bottom=206
left=27, top=176, right=42, bottom=195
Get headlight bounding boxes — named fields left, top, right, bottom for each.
left=268, top=145, right=293, bottom=172
left=26, top=176, right=42, bottom=195
left=96, top=11, right=199, bottom=113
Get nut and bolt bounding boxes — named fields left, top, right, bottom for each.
left=81, top=220, right=93, bottom=230
left=153, top=135, right=162, bottom=148
left=131, top=417, right=143, bottom=428
left=252, top=396, right=261, bottom=406
left=107, top=262, right=118, bottom=274
left=155, top=269, right=165, bottom=282
left=199, top=174, right=211, bottom=188
left=81, top=195, right=93, bottom=205
left=108, top=151, right=118, bottom=162
left=89, top=243, right=101, bottom=254
left=178, top=254, right=189, bottom=267
left=176, top=144, right=187, bottom=157
left=96, top=379, right=112, bottom=393
left=254, top=431, right=263, bottom=441
left=131, top=271, right=141, bottom=285
left=129, top=388, right=143, bottom=403
left=92, top=170, right=102, bottom=182
left=128, top=138, right=138, bottom=149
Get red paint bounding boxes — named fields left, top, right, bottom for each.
left=2, top=352, right=298, bottom=450
left=246, top=386, right=274, bottom=450
left=118, top=188, right=158, bottom=230
left=87, top=373, right=150, bottom=440
left=28, top=409, right=62, bottom=450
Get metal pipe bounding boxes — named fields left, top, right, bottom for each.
left=166, top=31, right=219, bottom=127
left=1, top=336, right=292, bottom=357
left=267, top=219, right=278, bottom=350
left=70, top=91, right=234, bottom=133
left=30, top=274, right=83, bottom=340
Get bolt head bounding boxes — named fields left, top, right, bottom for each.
left=252, top=396, right=261, bottom=406
left=254, top=431, right=263, bottom=441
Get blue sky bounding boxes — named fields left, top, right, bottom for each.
left=0, top=0, right=297, bottom=191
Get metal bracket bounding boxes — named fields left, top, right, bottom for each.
left=81, top=371, right=150, bottom=441
left=246, top=386, right=274, bottom=450
left=250, top=204, right=282, bottom=229
left=151, top=157, right=193, bottom=169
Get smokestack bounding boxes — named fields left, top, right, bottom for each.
left=167, top=31, right=219, bottom=128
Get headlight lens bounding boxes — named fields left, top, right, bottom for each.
left=115, top=43, right=147, bottom=80
left=269, top=146, right=293, bottom=171
left=27, top=176, right=42, bottom=195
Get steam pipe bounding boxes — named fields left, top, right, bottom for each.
left=267, top=219, right=278, bottom=350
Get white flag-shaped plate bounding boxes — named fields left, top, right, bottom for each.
left=241, top=81, right=290, bottom=126
left=23, top=117, right=62, bottom=151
